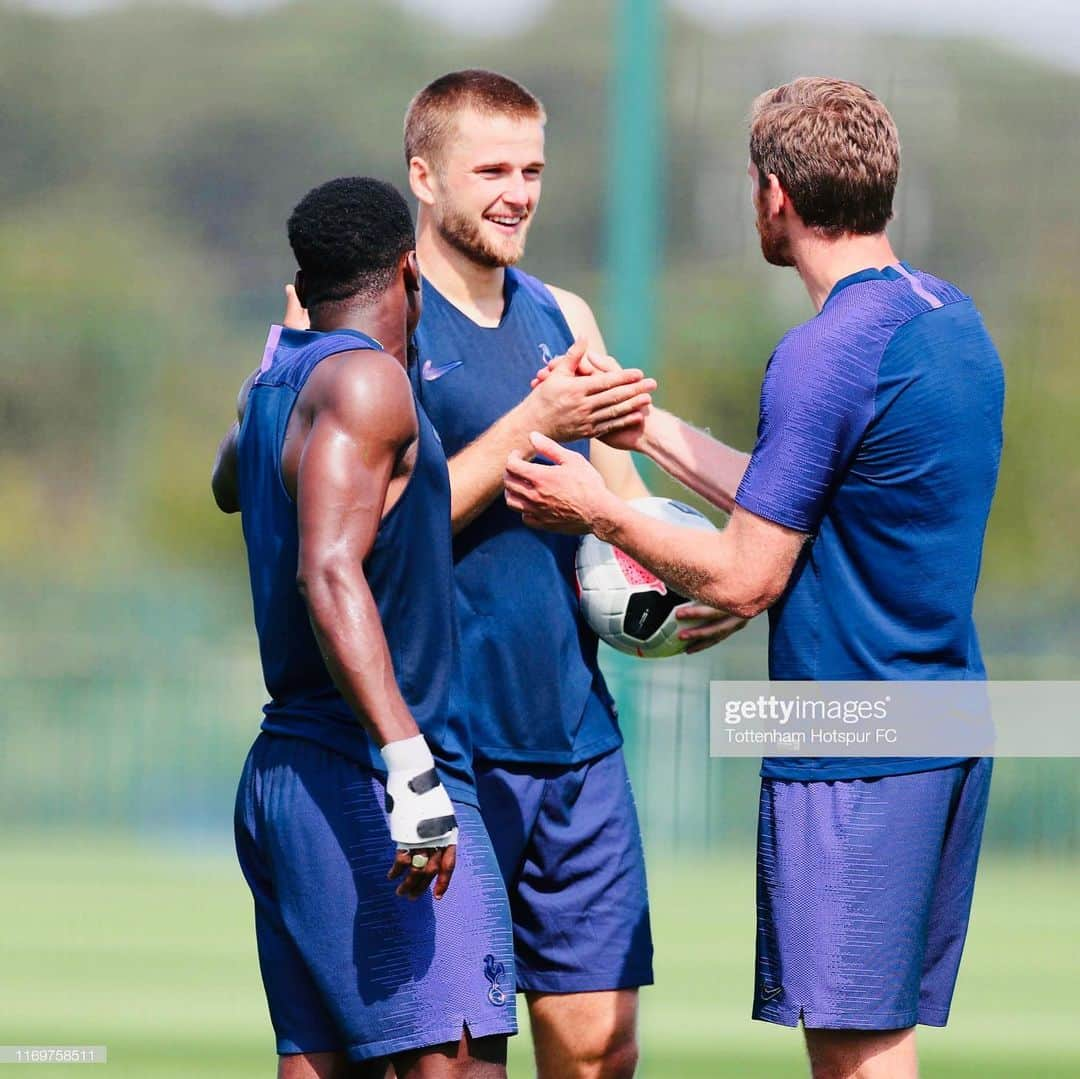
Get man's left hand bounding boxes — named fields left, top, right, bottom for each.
left=674, top=604, right=750, bottom=655
left=505, top=432, right=617, bottom=534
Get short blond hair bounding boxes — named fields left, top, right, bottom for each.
left=749, top=77, right=900, bottom=236
left=404, top=69, right=546, bottom=168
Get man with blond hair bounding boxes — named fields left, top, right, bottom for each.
left=508, top=77, right=1003, bottom=1079
left=402, top=69, right=742, bottom=1078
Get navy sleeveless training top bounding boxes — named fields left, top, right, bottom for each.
left=236, top=325, right=475, bottom=804
left=411, top=269, right=620, bottom=764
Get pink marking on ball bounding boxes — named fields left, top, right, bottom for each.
left=613, top=547, right=667, bottom=594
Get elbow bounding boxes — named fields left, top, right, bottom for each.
left=296, top=556, right=352, bottom=610
left=726, top=595, right=772, bottom=620
left=702, top=576, right=787, bottom=620
left=295, top=564, right=325, bottom=606
left=211, top=474, right=238, bottom=514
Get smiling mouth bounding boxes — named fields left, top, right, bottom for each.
left=484, top=214, right=526, bottom=233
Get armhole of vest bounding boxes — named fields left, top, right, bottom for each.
left=514, top=269, right=574, bottom=341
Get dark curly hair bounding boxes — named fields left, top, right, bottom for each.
left=287, top=177, right=415, bottom=309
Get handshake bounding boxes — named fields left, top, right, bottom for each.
left=283, top=283, right=655, bottom=451
left=521, top=338, right=656, bottom=451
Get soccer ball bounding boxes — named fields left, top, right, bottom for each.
left=575, top=497, right=718, bottom=658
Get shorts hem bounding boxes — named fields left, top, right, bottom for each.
left=343, top=1017, right=517, bottom=1062
left=277, top=1039, right=339, bottom=1057
left=753, top=1006, right=921, bottom=1030
left=516, top=967, right=654, bottom=994
left=916, top=1008, right=950, bottom=1027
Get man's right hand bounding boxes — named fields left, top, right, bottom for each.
left=283, top=283, right=310, bottom=331
left=380, top=735, right=459, bottom=900
left=522, top=339, right=656, bottom=444
left=532, top=348, right=653, bottom=451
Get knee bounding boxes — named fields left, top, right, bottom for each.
left=573, top=1034, right=639, bottom=1079
left=600, top=1037, right=639, bottom=1079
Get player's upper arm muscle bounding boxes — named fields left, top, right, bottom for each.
left=723, top=504, right=807, bottom=614
left=735, top=335, right=876, bottom=534
left=236, top=368, right=258, bottom=422
left=295, top=353, right=416, bottom=575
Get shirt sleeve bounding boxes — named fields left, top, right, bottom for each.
left=734, top=329, right=878, bottom=534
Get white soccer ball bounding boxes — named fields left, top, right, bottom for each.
left=576, top=496, right=718, bottom=658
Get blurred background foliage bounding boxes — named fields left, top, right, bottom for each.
left=3, top=0, right=1078, bottom=602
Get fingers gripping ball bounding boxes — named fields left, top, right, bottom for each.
left=576, top=497, right=718, bottom=658
left=380, top=735, right=458, bottom=850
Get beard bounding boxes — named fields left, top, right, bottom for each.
left=755, top=202, right=795, bottom=267
left=436, top=202, right=529, bottom=269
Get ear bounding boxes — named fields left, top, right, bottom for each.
left=409, top=155, right=438, bottom=207
left=293, top=269, right=306, bottom=308
left=403, top=250, right=421, bottom=295
left=766, top=173, right=787, bottom=218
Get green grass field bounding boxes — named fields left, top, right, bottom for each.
left=1, top=835, right=1077, bottom=1077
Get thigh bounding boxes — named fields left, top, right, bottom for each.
left=919, top=757, right=993, bottom=1026
left=754, top=766, right=969, bottom=1030
left=391, top=1030, right=507, bottom=1078
left=804, top=1027, right=918, bottom=1079
left=241, top=734, right=517, bottom=1063
left=526, top=988, right=638, bottom=1078
left=278, top=1051, right=390, bottom=1078
left=236, top=739, right=343, bottom=1057
left=514, top=749, right=653, bottom=993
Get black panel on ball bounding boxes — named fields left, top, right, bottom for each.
left=623, top=589, right=688, bottom=641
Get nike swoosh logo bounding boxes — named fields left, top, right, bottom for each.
left=422, top=359, right=464, bottom=382
left=760, top=983, right=783, bottom=1003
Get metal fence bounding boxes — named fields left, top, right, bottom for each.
left=4, top=597, right=1078, bottom=853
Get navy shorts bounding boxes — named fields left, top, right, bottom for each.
left=754, top=757, right=992, bottom=1030
left=234, top=733, right=517, bottom=1061
left=474, top=747, right=654, bottom=994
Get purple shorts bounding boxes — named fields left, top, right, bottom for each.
left=235, top=732, right=517, bottom=1061
left=754, top=758, right=992, bottom=1030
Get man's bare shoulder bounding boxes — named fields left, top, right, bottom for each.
left=545, top=284, right=605, bottom=352
left=545, top=284, right=592, bottom=322
left=304, top=348, right=416, bottom=445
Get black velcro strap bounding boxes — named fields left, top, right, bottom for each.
left=384, top=791, right=395, bottom=814
left=407, top=768, right=441, bottom=796
left=417, top=813, right=457, bottom=840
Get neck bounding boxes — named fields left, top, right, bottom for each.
left=416, top=208, right=507, bottom=325
left=309, top=301, right=407, bottom=367
left=792, top=230, right=899, bottom=312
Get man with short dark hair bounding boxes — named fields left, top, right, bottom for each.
left=285, top=71, right=746, bottom=1079
left=214, top=176, right=516, bottom=1078
left=508, top=77, right=1004, bottom=1079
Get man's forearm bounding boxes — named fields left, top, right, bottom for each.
left=298, top=562, right=419, bottom=747
left=591, top=497, right=777, bottom=619
left=637, top=408, right=750, bottom=514
left=448, top=401, right=539, bottom=533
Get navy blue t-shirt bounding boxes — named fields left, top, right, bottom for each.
left=412, top=269, right=620, bottom=765
left=237, top=325, right=476, bottom=804
left=734, top=264, right=1004, bottom=781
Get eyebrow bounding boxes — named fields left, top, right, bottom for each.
left=472, top=160, right=546, bottom=171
